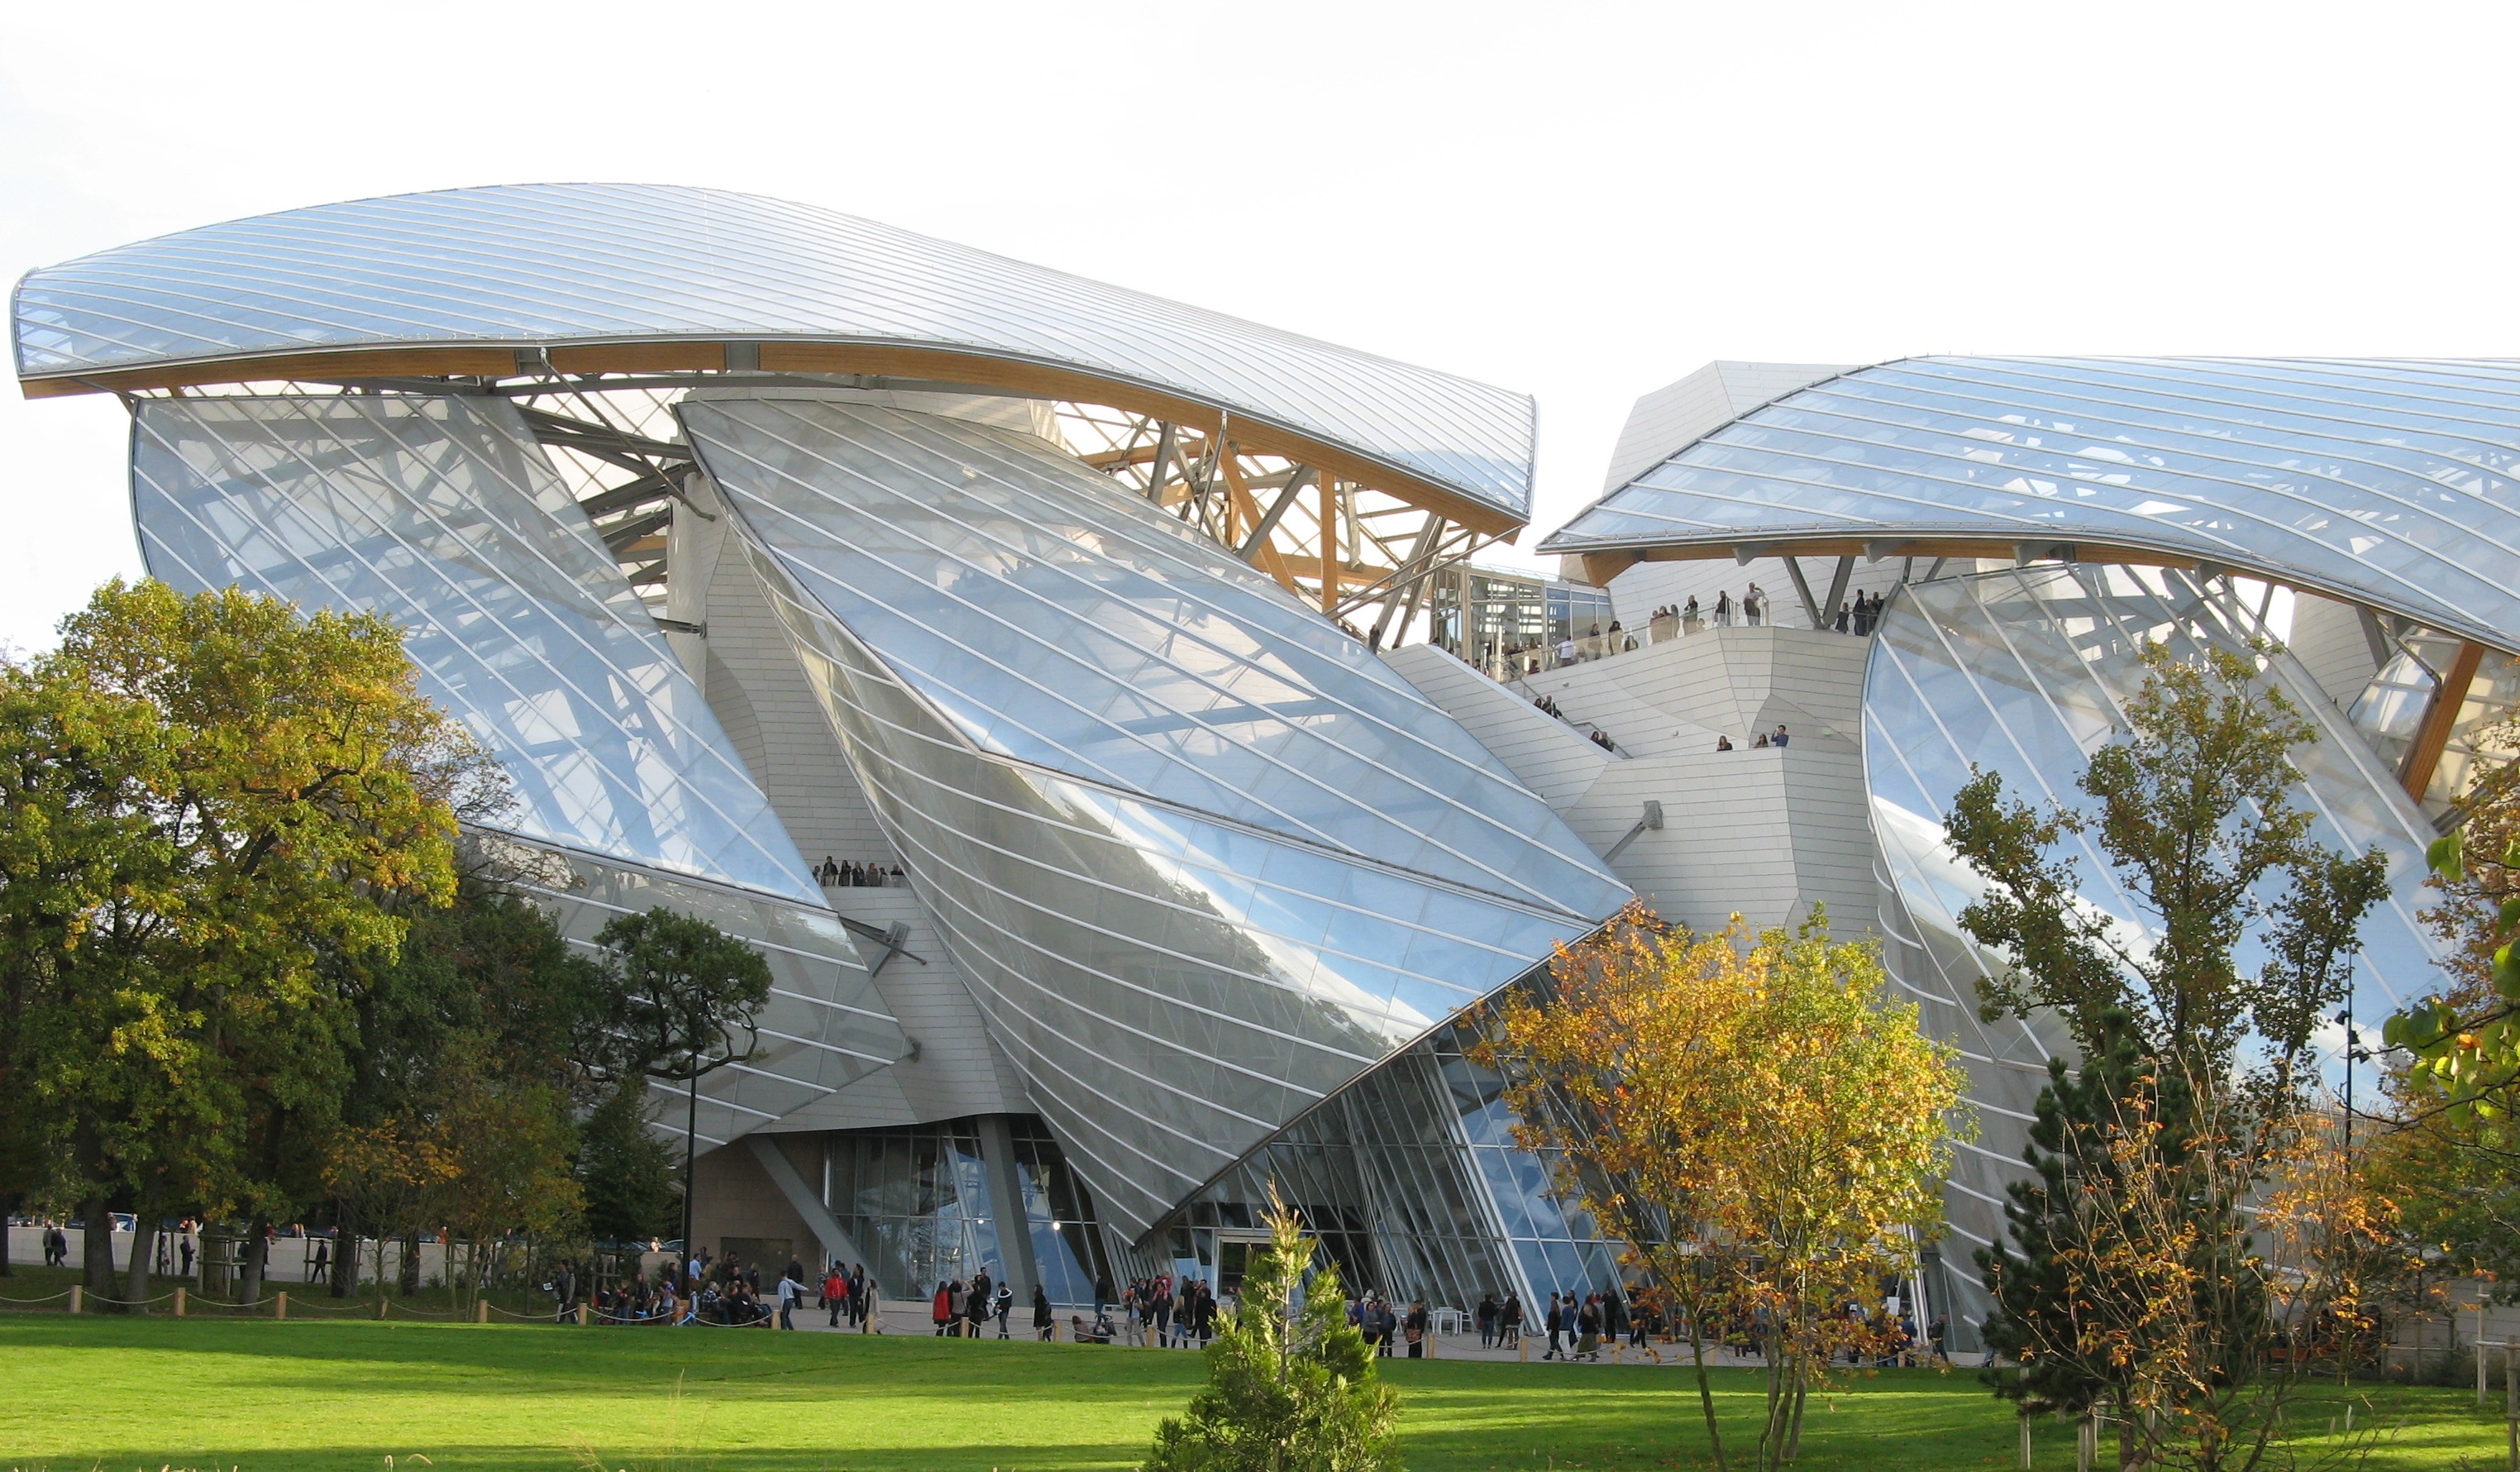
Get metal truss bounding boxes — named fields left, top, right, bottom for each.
left=1057, top=401, right=1493, bottom=646
left=128, top=372, right=1491, bottom=645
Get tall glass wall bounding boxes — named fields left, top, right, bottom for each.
left=822, top=1113, right=1116, bottom=1302
left=1177, top=1011, right=1618, bottom=1314
left=695, top=397, right=1620, bottom=1240
left=1863, top=562, right=2451, bottom=1336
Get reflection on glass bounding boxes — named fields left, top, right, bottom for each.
left=1862, top=562, right=2451, bottom=1345
left=130, top=392, right=823, bottom=906
left=693, top=397, right=1618, bottom=1241
left=680, top=394, right=1624, bottom=920
left=1548, top=357, right=2520, bottom=656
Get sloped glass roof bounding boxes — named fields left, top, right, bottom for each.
left=680, top=393, right=1627, bottom=924
left=1543, top=356, right=2520, bottom=652
left=131, top=391, right=828, bottom=906
left=15, top=183, right=1534, bottom=519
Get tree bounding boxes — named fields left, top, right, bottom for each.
left=2382, top=766, right=2520, bottom=1141
left=1948, top=640, right=2389, bottom=1086
left=1141, top=1188, right=1399, bottom=1472
left=429, top=1032, right=584, bottom=1317
left=1948, top=638, right=2393, bottom=1470
left=1475, top=902, right=1968, bottom=1472
left=327, top=863, right=614, bottom=1295
left=591, top=907, right=773, bottom=1257
left=577, top=1077, right=681, bottom=1245
left=0, top=581, right=485, bottom=1309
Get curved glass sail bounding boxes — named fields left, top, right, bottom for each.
left=1546, top=357, right=2520, bottom=653
left=131, top=391, right=909, bottom=1139
left=131, top=391, right=824, bottom=906
left=1862, top=562, right=2447, bottom=1331
left=690, top=397, right=1621, bottom=1235
left=17, top=184, right=1533, bottom=518
left=680, top=394, right=1624, bottom=919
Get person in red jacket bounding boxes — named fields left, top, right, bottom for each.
left=823, top=1264, right=847, bottom=1327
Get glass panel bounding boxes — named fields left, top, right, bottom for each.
left=1863, top=564, right=2451, bottom=1343
left=729, top=491, right=1603, bottom=1240
left=131, top=393, right=824, bottom=906
left=1547, top=357, right=2520, bottom=657
left=680, top=394, right=1625, bottom=922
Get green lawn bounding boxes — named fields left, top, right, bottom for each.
left=0, top=1312, right=2504, bottom=1471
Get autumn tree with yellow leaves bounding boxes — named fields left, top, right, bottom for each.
left=1474, top=902, right=1969, bottom=1472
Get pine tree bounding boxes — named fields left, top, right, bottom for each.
left=1979, top=1011, right=2160, bottom=1418
left=1141, top=1192, right=1401, bottom=1472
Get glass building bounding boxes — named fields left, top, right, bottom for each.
left=16, top=184, right=1625, bottom=1310
left=21, top=196, right=2514, bottom=1329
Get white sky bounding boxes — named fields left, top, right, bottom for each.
left=5, top=0, right=2518, bottom=652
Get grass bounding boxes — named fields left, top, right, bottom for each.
left=0, top=1310, right=2508, bottom=1471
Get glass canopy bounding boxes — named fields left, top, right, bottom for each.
left=18, top=183, right=1534, bottom=519
left=693, top=396, right=1620, bottom=1235
left=1545, top=357, right=2520, bottom=654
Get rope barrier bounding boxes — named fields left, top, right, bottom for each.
left=0, top=1288, right=74, bottom=1305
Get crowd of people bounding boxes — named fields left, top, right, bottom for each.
left=928, top=1267, right=1019, bottom=1338
left=1465, top=1285, right=1951, bottom=1367
left=815, top=856, right=903, bottom=888
left=1347, top=1293, right=1434, bottom=1357
left=1072, top=1273, right=1221, bottom=1348
left=1711, top=724, right=1792, bottom=753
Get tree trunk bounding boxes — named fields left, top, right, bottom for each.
left=1687, top=1318, right=1731, bottom=1472
left=79, top=1192, right=116, bottom=1308
left=121, top=1176, right=162, bottom=1313
left=399, top=1229, right=422, bottom=1296
left=0, top=1190, right=17, bottom=1276
left=236, top=1216, right=270, bottom=1307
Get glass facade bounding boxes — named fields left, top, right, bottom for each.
left=1545, top=357, right=2520, bottom=657
left=820, top=1114, right=1117, bottom=1302
left=1424, top=567, right=1614, bottom=665
left=1862, top=563, right=2451, bottom=1335
left=1181, top=1010, right=1619, bottom=1313
left=680, top=395, right=1622, bottom=917
left=128, top=394, right=908, bottom=1146
left=2347, top=627, right=2520, bottom=819
left=130, top=392, right=825, bottom=907
left=687, top=395, right=1623, bottom=1240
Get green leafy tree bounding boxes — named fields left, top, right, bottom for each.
left=592, top=907, right=773, bottom=1254
left=0, top=581, right=485, bottom=1309
left=327, top=865, right=618, bottom=1296
left=2383, top=809, right=2520, bottom=1140
left=1949, top=639, right=2391, bottom=1470
left=577, top=1077, right=681, bottom=1244
left=1141, top=1190, right=1399, bottom=1472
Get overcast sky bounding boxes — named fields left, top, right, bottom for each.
left=5, top=1, right=2516, bottom=651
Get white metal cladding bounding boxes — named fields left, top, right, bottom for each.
left=677, top=395, right=1626, bottom=920
left=129, top=391, right=828, bottom=907
left=1543, top=357, right=2520, bottom=653
left=1861, top=564, right=2448, bottom=1325
left=690, top=400, right=1619, bottom=1236
left=15, top=183, right=1534, bottom=519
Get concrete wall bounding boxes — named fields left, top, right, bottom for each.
left=1391, top=624, right=1880, bottom=938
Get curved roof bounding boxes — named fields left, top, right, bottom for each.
left=1541, top=356, right=2520, bottom=652
left=12, top=183, right=1534, bottom=528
